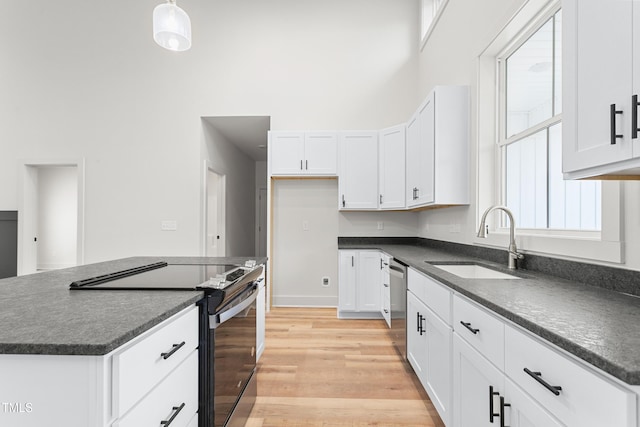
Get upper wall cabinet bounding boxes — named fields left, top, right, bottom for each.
left=563, top=0, right=640, bottom=179
left=406, top=85, right=469, bottom=209
left=269, top=131, right=337, bottom=176
left=379, top=125, right=406, bottom=210
left=338, top=131, right=379, bottom=210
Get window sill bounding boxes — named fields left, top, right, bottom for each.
left=473, top=231, right=623, bottom=265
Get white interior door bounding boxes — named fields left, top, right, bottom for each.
left=257, top=187, right=267, bottom=257
left=206, top=168, right=226, bottom=257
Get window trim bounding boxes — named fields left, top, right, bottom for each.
left=419, top=0, right=450, bottom=51
left=474, top=0, right=623, bottom=264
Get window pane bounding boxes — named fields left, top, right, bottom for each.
left=548, top=123, right=601, bottom=230
left=554, top=10, right=562, bottom=114
left=506, top=18, right=554, bottom=137
left=505, top=130, right=548, bottom=228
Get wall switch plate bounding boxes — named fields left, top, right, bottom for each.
left=302, top=220, right=309, bottom=231
left=377, top=221, right=384, bottom=230
left=322, top=276, right=330, bottom=287
left=161, top=220, right=177, bottom=231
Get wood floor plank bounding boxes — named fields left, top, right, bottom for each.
left=248, top=307, right=445, bottom=426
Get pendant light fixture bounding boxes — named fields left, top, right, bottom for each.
left=153, top=0, right=192, bottom=52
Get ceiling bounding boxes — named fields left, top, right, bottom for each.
left=203, top=116, right=271, bottom=162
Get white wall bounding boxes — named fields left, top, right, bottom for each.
left=36, top=167, right=78, bottom=270
left=339, top=211, right=419, bottom=236
left=272, top=180, right=339, bottom=306
left=202, top=121, right=256, bottom=256
left=0, top=0, right=419, bottom=263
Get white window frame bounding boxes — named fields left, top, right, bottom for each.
left=420, top=0, right=450, bottom=50
left=475, top=0, right=623, bottom=264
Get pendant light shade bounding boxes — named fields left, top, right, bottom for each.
left=153, top=0, right=191, bottom=52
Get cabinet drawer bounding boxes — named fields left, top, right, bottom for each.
left=382, top=294, right=391, bottom=327
left=505, top=325, right=636, bottom=427
left=453, top=295, right=504, bottom=370
left=407, top=268, right=451, bottom=324
left=114, top=350, right=198, bottom=427
left=113, top=306, right=199, bottom=417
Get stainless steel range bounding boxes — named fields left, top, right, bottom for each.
left=70, top=261, right=264, bottom=427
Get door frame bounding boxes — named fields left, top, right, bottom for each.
left=17, top=159, right=85, bottom=275
left=201, top=160, right=226, bottom=257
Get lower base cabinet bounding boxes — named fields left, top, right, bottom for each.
left=338, top=250, right=382, bottom=318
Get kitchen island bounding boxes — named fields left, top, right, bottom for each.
left=0, top=256, right=265, bottom=427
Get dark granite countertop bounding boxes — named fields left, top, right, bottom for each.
left=0, top=256, right=266, bottom=356
left=339, top=239, right=640, bottom=386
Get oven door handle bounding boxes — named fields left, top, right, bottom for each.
left=210, top=290, right=257, bottom=329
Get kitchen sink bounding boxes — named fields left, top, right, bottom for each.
left=430, top=263, right=521, bottom=279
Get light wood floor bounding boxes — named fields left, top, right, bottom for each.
left=247, top=307, right=446, bottom=427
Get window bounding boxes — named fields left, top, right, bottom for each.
left=420, top=0, right=447, bottom=47
left=498, top=9, right=601, bottom=231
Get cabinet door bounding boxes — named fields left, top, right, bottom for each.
left=406, top=113, right=420, bottom=207
left=304, top=132, right=337, bottom=175
left=424, top=307, right=452, bottom=427
left=338, top=251, right=357, bottom=312
left=379, top=125, right=406, bottom=209
left=417, top=92, right=436, bottom=205
left=270, top=132, right=305, bottom=175
left=453, top=333, right=504, bottom=427
left=407, top=291, right=428, bottom=387
left=504, top=378, right=564, bottom=427
left=357, top=251, right=381, bottom=311
left=339, top=132, right=379, bottom=210
left=563, top=0, right=634, bottom=174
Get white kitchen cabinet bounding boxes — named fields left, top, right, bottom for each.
left=406, top=86, right=469, bottom=208
left=338, top=250, right=382, bottom=318
left=453, top=333, right=504, bottom=427
left=407, top=268, right=452, bottom=426
left=379, top=125, right=406, bottom=209
left=338, top=131, right=379, bottom=210
left=269, top=131, right=337, bottom=176
left=563, top=0, right=640, bottom=179
left=0, top=305, right=198, bottom=427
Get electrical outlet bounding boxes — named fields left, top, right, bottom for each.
left=161, top=220, right=177, bottom=231
left=322, top=277, right=330, bottom=287
left=302, top=220, right=309, bottom=231
left=377, top=221, right=384, bottom=230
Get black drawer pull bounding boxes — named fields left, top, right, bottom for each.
left=383, top=309, right=389, bottom=314
left=499, top=396, right=511, bottom=427
left=633, top=94, right=639, bottom=139
left=524, top=368, right=562, bottom=396
left=610, top=104, right=623, bottom=144
left=160, top=402, right=185, bottom=426
left=489, top=385, right=500, bottom=423
left=161, top=341, right=185, bottom=360
left=460, top=321, right=479, bottom=335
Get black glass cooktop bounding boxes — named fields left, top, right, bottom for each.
left=69, top=263, right=245, bottom=291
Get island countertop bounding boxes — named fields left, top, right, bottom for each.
left=0, top=256, right=265, bottom=356
left=339, top=240, right=640, bottom=386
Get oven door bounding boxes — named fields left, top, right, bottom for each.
left=209, top=285, right=258, bottom=427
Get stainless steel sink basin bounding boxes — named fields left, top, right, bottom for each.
left=431, top=263, right=521, bottom=279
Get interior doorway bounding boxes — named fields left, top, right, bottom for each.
left=205, top=165, right=226, bottom=257
left=18, top=161, right=84, bottom=275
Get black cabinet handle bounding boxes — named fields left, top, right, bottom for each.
left=419, top=314, right=425, bottom=335
left=342, top=195, right=345, bottom=208
left=300, top=160, right=303, bottom=170
left=489, top=385, right=500, bottom=423
left=351, top=256, right=354, bottom=267
left=460, top=321, right=479, bottom=335
left=161, top=341, right=185, bottom=360
left=306, top=160, right=308, bottom=170
left=383, top=309, right=389, bottom=314
left=416, top=312, right=426, bottom=335
left=633, top=94, right=639, bottom=139
left=380, top=194, right=383, bottom=204
left=523, top=368, right=562, bottom=396
left=160, top=402, right=185, bottom=426
left=610, top=104, right=623, bottom=144
left=499, top=396, right=511, bottom=427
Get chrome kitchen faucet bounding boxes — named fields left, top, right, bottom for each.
left=477, top=205, right=524, bottom=269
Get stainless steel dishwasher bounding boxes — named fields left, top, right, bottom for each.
left=389, top=259, right=407, bottom=360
